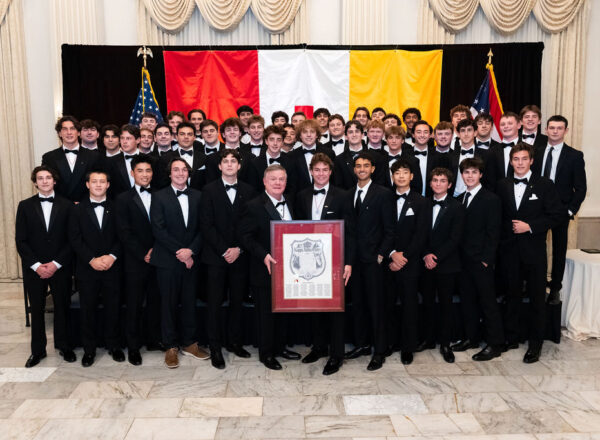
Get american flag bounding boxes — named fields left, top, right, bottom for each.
left=470, top=63, right=504, bottom=141
left=129, top=67, right=164, bottom=125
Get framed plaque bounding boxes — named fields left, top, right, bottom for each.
left=270, top=220, right=345, bottom=312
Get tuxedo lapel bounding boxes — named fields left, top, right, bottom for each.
left=320, top=190, right=335, bottom=220
left=187, top=192, right=199, bottom=230
left=167, top=189, right=187, bottom=230
left=433, top=203, right=448, bottom=230
left=86, top=204, right=102, bottom=232
left=262, top=193, right=282, bottom=220
left=117, top=157, right=129, bottom=187
left=360, top=184, right=377, bottom=215
left=32, top=198, right=46, bottom=230
left=132, top=189, right=150, bottom=221
left=555, top=145, right=568, bottom=177
left=70, top=152, right=88, bottom=192
left=55, top=151, right=72, bottom=178
left=47, top=200, right=60, bottom=233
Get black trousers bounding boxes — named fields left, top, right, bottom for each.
left=125, top=268, right=161, bottom=350
left=206, top=261, right=248, bottom=350
left=254, top=286, right=287, bottom=359
left=421, top=270, right=455, bottom=346
left=24, top=269, right=72, bottom=356
left=156, top=264, right=198, bottom=349
left=311, top=312, right=345, bottom=358
left=459, top=258, right=504, bottom=346
left=504, top=252, right=547, bottom=348
left=549, top=217, right=570, bottom=292
left=384, top=267, right=419, bottom=352
left=349, top=261, right=386, bottom=355
left=79, top=275, right=121, bottom=354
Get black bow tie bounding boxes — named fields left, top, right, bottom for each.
left=388, top=154, right=401, bottom=161
left=139, top=186, right=151, bottom=193
left=91, top=201, right=106, bottom=209
left=39, top=196, right=54, bottom=202
left=303, top=149, right=315, bottom=155
left=396, top=193, right=408, bottom=200
left=179, top=149, right=193, bottom=156
left=460, top=148, right=474, bottom=156
left=502, top=142, right=514, bottom=149
left=522, top=133, right=535, bottom=139
left=432, top=199, right=446, bottom=207
left=313, top=188, right=326, bottom=195
left=205, top=147, right=218, bottom=154
left=171, top=140, right=177, bottom=146
left=64, top=149, right=78, bottom=155
left=269, top=157, right=280, bottom=164
left=513, top=177, right=528, bottom=185
left=225, top=183, right=238, bottom=191
left=176, top=189, right=189, bottom=197
left=331, top=139, right=344, bottom=146
left=413, top=150, right=427, bottom=156
left=275, top=200, right=286, bottom=208
left=476, top=140, right=490, bottom=147
left=124, top=154, right=137, bottom=160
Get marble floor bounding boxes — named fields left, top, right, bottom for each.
left=2, top=282, right=600, bottom=440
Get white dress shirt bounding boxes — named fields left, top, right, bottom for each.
left=92, top=197, right=107, bottom=228
left=541, top=142, right=563, bottom=182
left=413, top=146, right=428, bottom=195
left=330, top=137, right=345, bottom=156
left=395, top=189, right=410, bottom=220
left=502, top=137, right=518, bottom=176
left=454, top=145, right=475, bottom=196
left=123, top=149, right=139, bottom=187
left=514, top=170, right=532, bottom=210
left=178, top=147, right=194, bottom=168
left=31, top=192, right=62, bottom=272
left=354, top=179, right=372, bottom=206
left=249, top=142, right=263, bottom=157
left=311, top=184, right=329, bottom=220
left=462, top=183, right=482, bottom=208
left=173, top=185, right=189, bottom=227
left=432, top=194, right=448, bottom=227
left=521, top=131, right=536, bottom=145
left=135, top=184, right=151, bottom=218
left=302, top=144, right=317, bottom=170
left=63, top=145, right=79, bottom=171
left=223, top=178, right=238, bottom=204
left=266, top=192, right=292, bottom=220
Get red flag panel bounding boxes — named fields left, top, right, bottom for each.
left=163, top=50, right=260, bottom=125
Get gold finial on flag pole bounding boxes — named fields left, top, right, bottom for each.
left=137, top=46, right=153, bottom=69
left=487, top=48, right=494, bottom=66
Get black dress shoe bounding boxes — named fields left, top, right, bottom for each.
left=547, top=290, right=561, bottom=305
left=262, top=356, right=282, bottom=370
left=400, top=351, right=413, bottom=365
left=211, top=349, right=225, bottom=369
left=504, top=342, right=519, bottom=351
left=367, top=354, right=385, bottom=371
left=59, top=349, right=76, bottom=363
left=82, top=353, right=95, bottom=367
left=146, top=342, right=166, bottom=352
left=278, top=348, right=301, bottom=360
left=415, top=341, right=435, bottom=352
left=323, top=357, right=342, bottom=375
left=472, top=345, right=502, bottom=361
left=25, top=352, right=47, bottom=368
left=109, top=349, right=125, bottom=362
left=128, top=350, right=142, bottom=366
left=344, top=345, right=371, bottom=359
left=523, top=347, right=541, bottom=364
left=302, top=349, right=328, bottom=364
left=440, top=345, right=455, bottom=363
left=226, top=344, right=251, bottom=358
left=450, top=339, right=480, bottom=352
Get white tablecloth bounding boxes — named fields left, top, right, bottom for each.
left=561, top=249, right=600, bottom=341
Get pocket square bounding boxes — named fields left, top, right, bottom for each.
left=326, top=211, right=334, bottom=214
left=405, top=208, right=415, bottom=216
left=529, top=194, right=538, bottom=200
left=197, top=165, right=206, bottom=170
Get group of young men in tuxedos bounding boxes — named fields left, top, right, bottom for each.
left=16, top=102, right=586, bottom=375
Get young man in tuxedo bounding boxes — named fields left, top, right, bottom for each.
left=433, top=121, right=453, bottom=154
left=452, top=158, right=505, bottom=360
left=383, top=113, right=402, bottom=130
left=487, top=112, right=521, bottom=191
left=200, top=150, right=257, bottom=369
left=140, top=112, right=158, bottom=132
left=383, top=159, right=430, bottom=365
left=80, top=119, right=101, bottom=152
left=420, top=167, right=465, bottom=363
left=344, top=152, right=395, bottom=371
left=152, top=123, right=175, bottom=159
left=239, top=165, right=301, bottom=370
left=291, top=111, right=307, bottom=128
left=150, top=157, right=208, bottom=368
left=16, top=166, right=75, bottom=368
left=333, top=120, right=365, bottom=190
left=365, top=119, right=387, bottom=155
left=237, top=105, right=254, bottom=144
left=519, top=105, right=547, bottom=149
left=372, top=107, right=386, bottom=121
left=449, top=105, right=470, bottom=149
left=69, top=170, right=122, bottom=367
left=115, top=156, right=162, bottom=366
left=187, top=108, right=206, bottom=141
left=532, top=115, right=587, bottom=304
left=166, top=111, right=185, bottom=144
left=314, top=108, right=331, bottom=143
left=248, top=125, right=295, bottom=194
left=140, top=128, right=155, bottom=155
left=497, top=143, right=564, bottom=363
left=247, top=115, right=267, bottom=157
left=474, top=113, right=499, bottom=150
left=402, top=108, right=421, bottom=146
left=352, top=107, right=370, bottom=131
left=42, top=116, right=103, bottom=202
left=169, top=122, right=207, bottom=191
left=205, top=117, right=253, bottom=184
left=450, top=119, right=491, bottom=196
left=101, top=124, right=121, bottom=157
left=271, top=111, right=289, bottom=127
left=295, top=153, right=354, bottom=375
left=282, top=124, right=296, bottom=153
left=409, top=120, right=449, bottom=197
left=325, top=114, right=346, bottom=156
left=107, top=124, right=141, bottom=198
left=376, top=125, right=422, bottom=195
left=199, top=120, right=223, bottom=156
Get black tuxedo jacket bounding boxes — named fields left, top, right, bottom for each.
left=486, top=142, right=515, bottom=191
left=287, top=144, right=335, bottom=192
left=247, top=153, right=296, bottom=195
left=115, top=187, right=154, bottom=274
left=407, top=146, right=451, bottom=197
left=375, top=152, right=423, bottom=195
left=459, top=187, right=501, bottom=265
left=425, top=196, right=465, bottom=274
left=532, top=143, right=586, bottom=216
left=41, top=147, right=103, bottom=202
left=15, top=194, right=73, bottom=270
left=496, top=174, right=564, bottom=262
left=199, top=179, right=257, bottom=265
left=344, top=182, right=395, bottom=264
left=69, top=198, right=121, bottom=280
left=333, top=147, right=364, bottom=190
left=390, top=190, right=430, bottom=276
left=106, top=152, right=136, bottom=198
left=295, top=184, right=356, bottom=266
left=150, top=186, right=203, bottom=269
left=205, top=146, right=254, bottom=184
left=239, top=192, right=295, bottom=288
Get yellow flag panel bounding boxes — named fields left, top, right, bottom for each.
left=349, top=49, right=443, bottom=127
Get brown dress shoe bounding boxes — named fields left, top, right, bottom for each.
left=182, top=343, right=210, bottom=360
left=165, top=347, right=179, bottom=369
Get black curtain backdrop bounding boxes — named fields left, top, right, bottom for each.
left=62, top=42, right=543, bottom=127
